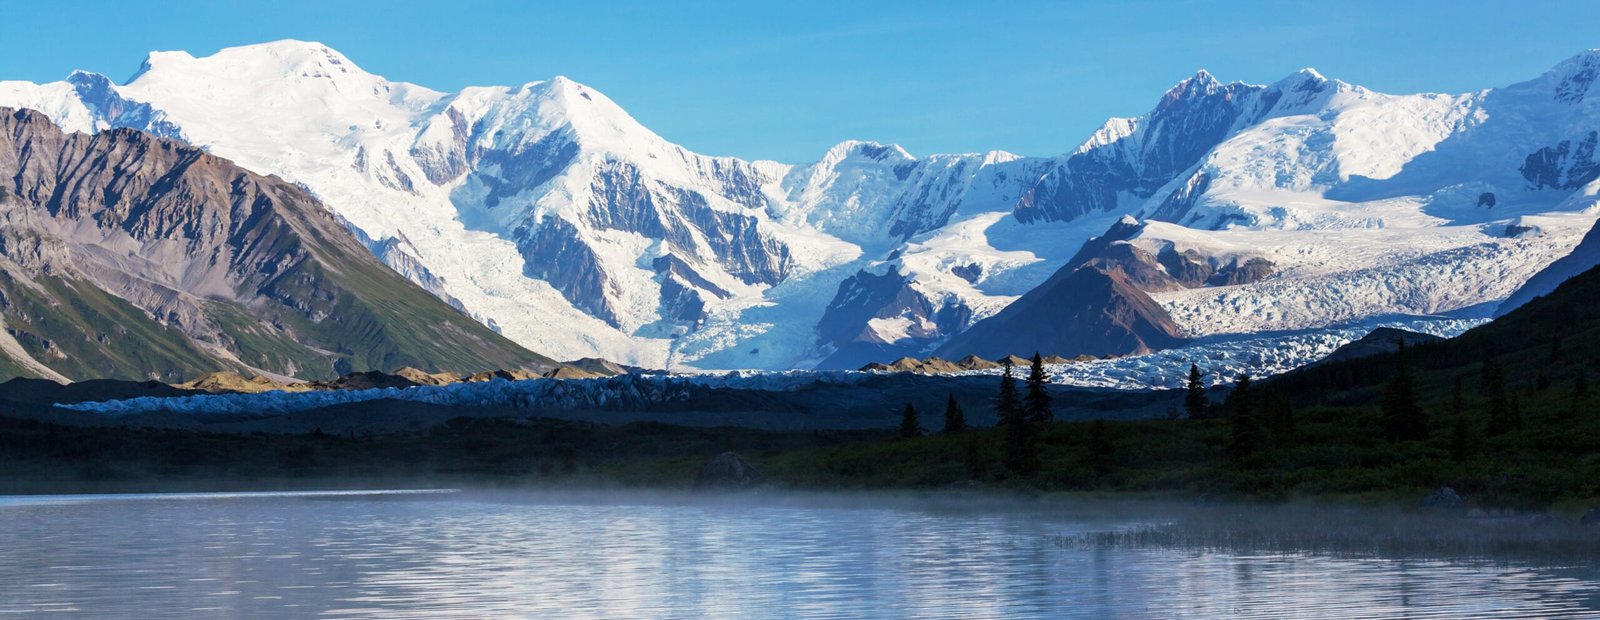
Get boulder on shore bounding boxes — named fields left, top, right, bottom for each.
left=694, top=452, right=761, bottom=490
left=1419, top=486, right=1465, bottom=510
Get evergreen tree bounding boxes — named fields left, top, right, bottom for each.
left=1448, top=376, right=1474, bottom=461
left=1184, top=363, right=1208, bottom=420
left=997, top=362, right=1038, bottom=475
left=899, top=402, right=924, bottom=439
left=1030, top=353, right=1056, bottom=425
left=997, top=360, right=1021, bottom=422
left=942, top=393, right=967, bottom=434
left=1381, top=339, right=1427, bottom=442
left=1024, top=353, right=1053, bottom=424
left=1088, top=420, right=1114, bottom=480
left=1227, top=373, right=1262, bottom=466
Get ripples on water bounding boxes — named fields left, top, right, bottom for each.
left=0, top=490, right=1597, bottom=618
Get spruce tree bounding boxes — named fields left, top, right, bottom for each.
left=899, top=402, right=924, bottom=439
left=997, top=362, right=1038, bottom=475
left=997, top=360, right=1021, bottom=422
left=1024, top=353, right=1053, bottom=424
left=1227, top=373, right=1262, bottom=466
left=1184, top=363, right=1208, bottom=420
left=942, top=393, right=966, bottom=434
left=1381, top=339, right=1427, bottom=442
left=1088, top=419, right=1114, bottom=480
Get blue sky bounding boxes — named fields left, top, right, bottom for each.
left=4, top=1, right=1599, bottom=162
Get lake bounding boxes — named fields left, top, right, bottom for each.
left=1, top=490, right=1597, bottom=618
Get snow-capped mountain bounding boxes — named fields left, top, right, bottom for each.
left=810, top=56, right=1600, bottom=367
left=4, top=40, right=1599, bottom=370
left=0, top=107, right=550, bottom=382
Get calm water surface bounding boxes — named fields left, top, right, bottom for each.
left=1, top=490, right=1597, bottom=618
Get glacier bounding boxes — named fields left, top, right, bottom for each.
left=3, top=41, right=1599, bottom=373
left=60, top=317, right=1478, bottom=417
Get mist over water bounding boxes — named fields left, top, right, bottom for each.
left=1, top=490, right=1597, bottom=618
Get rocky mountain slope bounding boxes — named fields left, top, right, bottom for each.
left=4, top=42, right=1599, bottom=371
left=0, top=107, right=553, bottom=382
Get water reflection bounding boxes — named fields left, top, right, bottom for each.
left=0, top=491, right=1596, bottom=618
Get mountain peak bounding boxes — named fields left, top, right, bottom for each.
left=1539, top=49, right=1600, bottom=103
left=1268, top=66, right=1343, bottom=94
left=127, top=40, right=374, bottom=88
left=1284, top=67, right=1327, bottom=83
left=1171, top=69, right=1221, bottom=94
left=819, top=140, right=914, bottom=165
left=127, top=49, right=193, bottom=83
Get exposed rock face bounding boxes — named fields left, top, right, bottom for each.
left=814, top=266, right=971, bottom=370
left=560, top=357, right=635, bottom=376
left=955, top=355, right=1000, bottom=370
left=694, top=452, right=761, bottom=490
left=393, top=367, right=459, bottom=386
left=1521, top=131, right=1600, bottom=190
left=579, top=160, right=791, bottom=286
left=461, top=369, right=543, bottom=383
left=860, top=356, right=964, bottom=374
left=934, top=266, right=1186, bottom=360
left=177, top=371, right=309, bottom=393
left=1065, top=217, right=1276, bottom=291
left=543, top=366, right=604, bottom=379
left=367, top=235, right=471, bottom=314
left=1013, top=72, right=1268, bottom=224
left=518, top=216, right=619, bottom=326
left=61, top=71, right=185, bottom=140
left=0, top=107, right=553, bottom=381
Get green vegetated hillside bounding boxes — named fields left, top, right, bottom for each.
left=0, top=107, right=554, bottom=382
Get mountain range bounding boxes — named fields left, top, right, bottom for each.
left=2, top=40, right=1600, bottom=376
left=0, top=107, right=551, bottom=381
